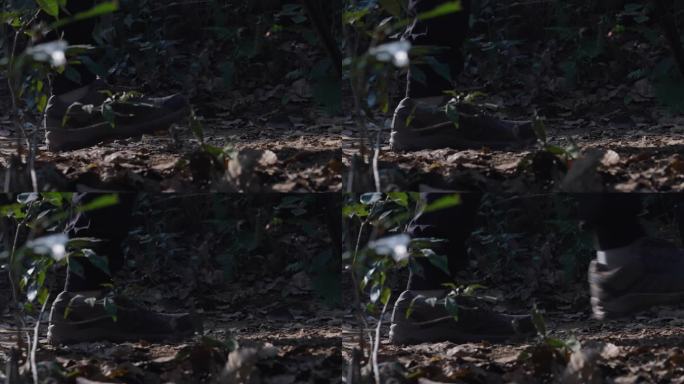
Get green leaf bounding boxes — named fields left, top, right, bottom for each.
left=463, top=284, right=486, bottom=296
left=67, top=237, right=103, bottom=249
left=41, top=192, right=70, bottom=207
left=387, top=192, right=408, bottom=207
left=35, top=0, right=59, bottom=18
left=545, top=337, right=567, bottom=349
left=360, top=193, right=382, bottom=205
left=380, top=287, right=392, bottom=306
left=416, top=1, right=461, bottom=21
left=50, top=1, right=119, bottom=29
left=37, top=287, right=49, bottom=306
left=425, top=251, right=450, bottom=276
left=423, top=194, right=461, bottom=213
left=342, top=203, right=369, bottom=218
left=82, top=249, right=110, bottom=276
left=378, top=0, right=404, bottom=17
left=77, top=194, right=119, bottom=213
left=445, top=295, right=458, bottom=320
left=424, top=56, right=452, bottom=83
left=405, top=294, right=423, bottom=319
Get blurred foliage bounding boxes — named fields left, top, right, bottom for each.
left=1, top=0, right=341, bottom=117
left=345, top=193, right=684, bottom=312
left=345, top=0, right=684, bottom=115
left=344, top=192, right=465, bottom=315
left=0, top=193, right=341, bottom=313
left=0, top=193, right=118, bottom=314
left=124, top=194, right=341, bottom=306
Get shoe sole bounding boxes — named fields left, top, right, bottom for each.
left=388, top=322, right=531, bottom=345
left=592, top=291, right=684, bottom=320
left=390, top=130, right=535, bottom=152
left=45, top=105, right=190, bottom=152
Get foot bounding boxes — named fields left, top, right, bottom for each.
left=389, top=290, right=535, bottom=345
left=47, top=290, right=202, bottom=345
left=44, top=79, right=189, bottom=151
left=590, top=238, right=684, bottom=320
left=389, top=97, right=536, bottom=152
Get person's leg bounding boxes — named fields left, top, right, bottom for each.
left=390, top=193, right=534, bottom=345
left=406, top=192, right=480, bottom=290
left=577, top=194, right=684, bottom=320
left=39, top=0, right=98, bottom=96
left=576, top=193, right=645, bottom=267
left=404, top=0, right=471, bottom=99
left=63, top=193, right=134, bottom=292
left=40, top=2, right=190, bottom=152
left=48, top=193, right=201, bottom=345
left=390, top=0, right=535, bottom=151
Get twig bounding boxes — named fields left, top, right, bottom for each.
left=350, top=220, right=369, bottom=359
left=372, top=129, right=382, bottom=192
left=7, top=10, right=41, bottom=192
left=372, top=295, right=390, bottom=384
left=4, top=159, right=11, bottom=193
left=31, top=293, right=50, bottom=384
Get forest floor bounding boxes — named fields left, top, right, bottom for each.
left=0, top=81, right=342, bottom=192
left=342, top=23, right=684, bottom=193
left=341, top=283, right=684, bottom=384
left=342, top=305, right=684, bottom=384
left=341, top=195, right=684, bottom=383
left=0, top=273, right=343, bottom=383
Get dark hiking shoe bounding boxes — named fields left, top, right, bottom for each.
left=47, top=290, right=202, bottom=345
left=389, top=97, right=536, bottom=152
left=44, top=79, right=189, bottom=151
left=589, top=238, right=684, bottom=320
left=389, top=290, right=535, bottom=345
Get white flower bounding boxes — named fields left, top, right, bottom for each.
left=369, top=41, right=411, bottom=68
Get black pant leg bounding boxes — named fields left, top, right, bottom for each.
left=406, top=192, right=481, bottom=290
left=39, top=0, right=97, bottom=95
left=574, top=194, right=645, bottom=251
left=405, top=0, right=471, bottom=98
left=64, top=193, right=135, bottom=292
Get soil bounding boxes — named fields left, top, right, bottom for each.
left=0, top=95, right=342, bottom=192
left=0, top=276, right=343, bottom=383
left=342, top=20, right=684, bottom=193
left=342, top=298, right=684, bottom=383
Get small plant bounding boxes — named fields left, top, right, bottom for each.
left=0, top=192, right=118, bottom=382
left=343, top=192, right=464, bottom=382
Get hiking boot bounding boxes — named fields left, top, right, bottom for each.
left=44, top=79, right=189, bottom=151
left=47, top=290, right=202, bottom=345
left=389, top=290, right=535, bottom=345
left=589, top=238, right=684, bottom=320
left=389, top=97, right=536, bottom=152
